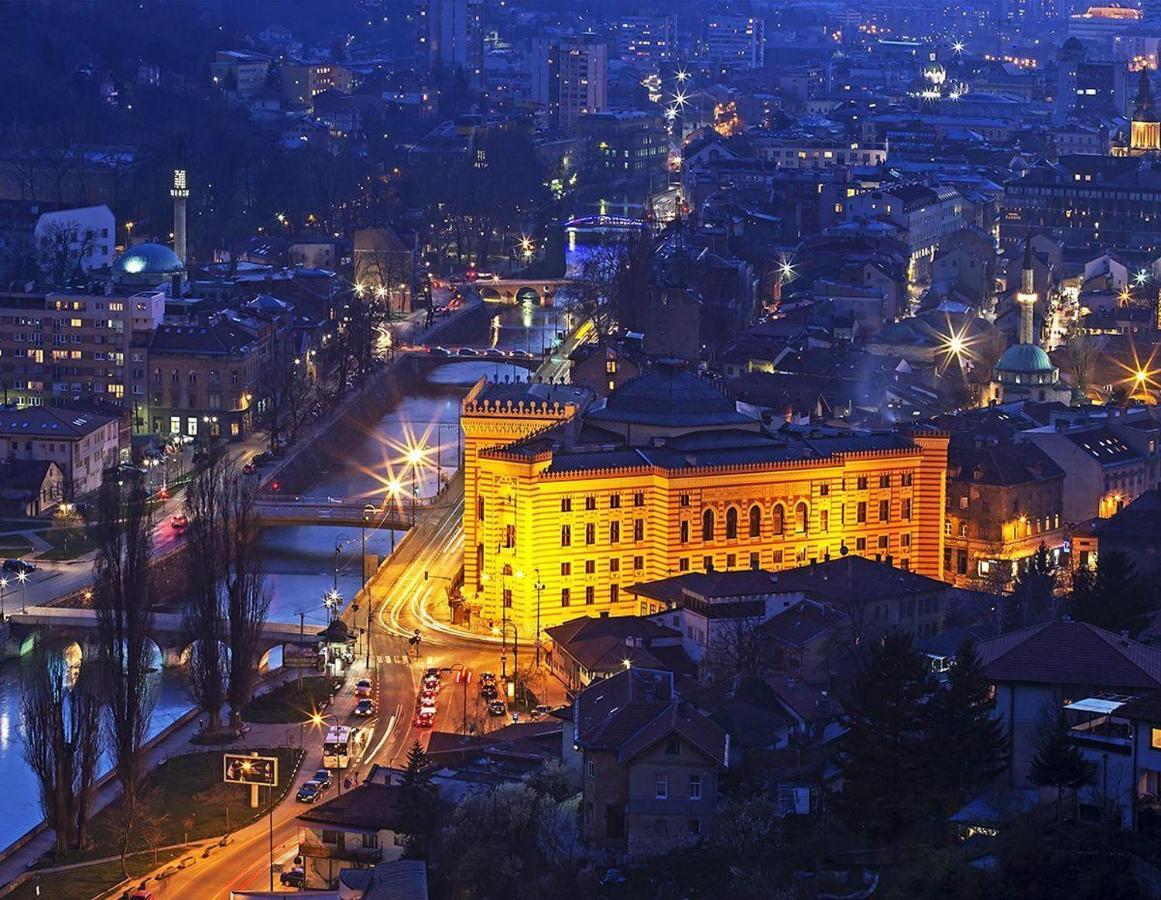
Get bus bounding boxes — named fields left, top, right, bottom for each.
left=321, top=725, right=363, bottom=769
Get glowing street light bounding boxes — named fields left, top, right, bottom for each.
left=675, top=69, right=689, bottom=83
left=952, top=40, right=965, bottom=54
left=1136, top=269, right=1150, bottom=286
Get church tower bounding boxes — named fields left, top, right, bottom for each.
left=1131, top=68, right=1161, bottom=153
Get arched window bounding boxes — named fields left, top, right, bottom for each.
left=725, top=507, right=738, bottom=540
left=702, top=508, right=715, bottom=542
left=749, top=505, right=762, bottom=538
left=772, top=504, right=784, bottom=535
left=795, top=501, right=809, bottom=535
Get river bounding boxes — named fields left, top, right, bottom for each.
left=0, top=254, right=594, bottom=851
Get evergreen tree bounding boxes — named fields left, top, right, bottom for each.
left=398, top=740, right=436, bottom=857
left=1029, top=715, right=1096, bottom=820
left=1008, top=543, right=1058, bottom=629
left=933, top=639, right=1007, bottom=808
left=1070, top=550, right=1153, bottom=637
left=834, top=632, right=940, bottom=843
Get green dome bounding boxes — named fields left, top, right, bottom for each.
left=996, top=343, right=1053, bottom=374
left=113, top=242, right=184, bottom=285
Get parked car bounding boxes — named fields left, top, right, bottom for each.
left=280, top=867, right=306, bottom=888
left=2, top=559, right=36, bottom=575
left=530, top=704, right=552, bottom=721
left=129, top=891, right=156, bottom=900
left=296, top=780, right=324, bottom=803
left=488, top=700, right=507, bottom=717
left=355, top=678, right=373, bottom=697
left=354, top=698, right=375, bottom=717
left=312, top=768, right=332, bottom=790
left=510, top=349, right=533, bottom=360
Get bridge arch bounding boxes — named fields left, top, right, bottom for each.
left=479, top=286, right=502, bottom=302
left=516, top=286, right=540, bottom=306
left=178, top=638, right=231, bottom=674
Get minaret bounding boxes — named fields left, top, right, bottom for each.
left=1016, top=236, right=1037, bottom=346
left=170, top=167, right=188, bottom=264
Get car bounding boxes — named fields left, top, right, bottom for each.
left=456, top=347, right=478, bottom=357
left=488, top=700, right=507, bottom=717
left=418, top=697, right=437, bottom=716
left=296, top=780, right=324, bottom=803
left=479, top=671, right=497, bottom=685
left=252, top=452, right=273, bottom=466
left=312, top=768, right=332, bottom=789
left=355, top=678, right=373, bottom=697
left=483, top=347, right=505, bottom=358
left=530, top=704, right=552, bottom=721
left=129, top=891, right=156, bottom=900
left=414, top=710, right=435, bottom=728
left=242, top=462, right=257, bottom=475
left=429, top=346, right=450, bottom=356
left=422, top=675, right=440, bottom=693
left=420, top=685, right=438, bottom=700
left=280, top=867, right=306, bottom=888
left=354, top=698, right=375, bottom=717
left=510, top=349, right=533, bottom=360
left=2, top=559, right=36, bottom=575
left=169, top=513, right=189, bottom=533
left=480, top=684, right=498, bottom=701
left=423, top=667, right=443, bottom=681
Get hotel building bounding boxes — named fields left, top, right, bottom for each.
left=461, top=365, right=948, bottom=639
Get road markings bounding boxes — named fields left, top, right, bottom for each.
left=364, top=704, right=401, bottom=763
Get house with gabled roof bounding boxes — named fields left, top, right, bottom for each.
left=574, top=668, right=727, bottom=857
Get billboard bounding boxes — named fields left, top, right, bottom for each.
left=283, top=641, right=321, bottom=669
left=223, top=753, right=278, bottom=787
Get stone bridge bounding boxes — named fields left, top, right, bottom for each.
left=475, top=278, right=575, bottom=306
left=252, top=494, right=428, bottom=529
left=7, top=605, right=322, bottom=671
left=399, top=348, right=547, bottom=379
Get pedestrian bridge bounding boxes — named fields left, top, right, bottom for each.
left=399, top=347, right=543, bottom=376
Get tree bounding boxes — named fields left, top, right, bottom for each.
left=712, top=796, right=791, bottom=900
left=181, top=455, right=229, bottom=731
left=20, top=643, right=101, bottom=855
left=574, top=245, right=625, bottom=341
left=1063, top=329, right=1104, bottom=400
left=704, top=615, right=772, bottom=684
left=256, top=341, right=317, bottom=451
left=92, top=474, right=157, bottom=878
left=398, top=740, right=437, bottom=857
left=36, top=219, right=93, bottom=288
left=833, top=632, right=940, bottom=844
left=1029, top=714, right=1096, bottom=820
left=1070, top=550, right=1154, bottom=637
left=932, top=639, right=1007, bottom=809
left=1008, top=543, right=1059, bottom=630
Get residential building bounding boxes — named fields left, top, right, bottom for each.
left=1026, top=424, right=1148, bottom=521
left=33, top=205, right=116, bottom=278
left=460, top=366, right=949, bottom=635
left=338, top=860, right=429, bottom=900
left=701, top=15, right=766, bottom=70
left=616, top=15, right=676, bottom=67
left=979, top=621, right=1161, bottom=786
left=0, top=405, right=120, bottom=497
left=549, top=35, right=608, bottom=130
left=569, top=343, right=641, bottom=400
left=575, top=111, right=668, bottom=181
left=544, top=613, right=691, bottom=694
left=574, top=668, right=727, bottom=856
left=843, top=183, right=966, bottom=283
left=281, top=62, right=353, bottom=110
left=943, top=437, right=1066, bottom=587
left=296, top=782, right=429, bottom=889
left=352, top=227, right=419, bottom=314
left=416, top=0, right=485, bottom=87
left=0, top=459, right=65, bottom=516
left=210, top=50, right=270, bottom=99
left=145, top=316, right=262, bottom=442
left=1070, top=488, right=1161, bottom=574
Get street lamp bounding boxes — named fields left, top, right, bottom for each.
left=362, top=504, right=376, bottom=668
left=533, top=570, right=545, bottom=667
left=16, top=571, right=27, bottom=613
left=499, top=621, right=519, bottom=705
left=0, top=577, right=7, bottom=620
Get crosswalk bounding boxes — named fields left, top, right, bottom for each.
left=376, top=654, right=414, bottom=666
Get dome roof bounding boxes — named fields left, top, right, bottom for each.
left=588, top=363, right=755, bottom=429
left=113, top=243, right=184, bottom=284
left=995, top=343, right=1055, bottom=375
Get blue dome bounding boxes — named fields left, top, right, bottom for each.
left=113, top=243, right=184, bottom=284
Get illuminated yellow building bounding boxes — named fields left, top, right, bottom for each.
left=1113, top=69, right=1161, bottom=156
left=461, top=365, right=949, bottom=641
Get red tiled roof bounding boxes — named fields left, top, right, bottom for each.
left=978, top=621, right=1161, bottom=689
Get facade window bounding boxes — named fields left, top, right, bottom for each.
left=726, top=553, right=736, bottom=568
left=748, top=505, right=761, bottom=537
left=1152, top=727, right=1161, bottom=750
left=857, top=501, right=867, bottom=523
left=585, top=586, right=595, bottom=605
left=561, top=525, right=571, bottom=547
left=561, top=588, right=571, bottom=606
left=504, top=524, right=516, bottom=548
left=819, top=484, right=829, bottom=496
left=879, top=500, right=890, bottom=522
left=857, top=476, right=868, bottom=489
left=688, top=818, right=701, bottom=836
left=880, top=475, right=891, bottom=488
left=561, top=498, right=572, bottom=512
left=633, top=555, right=644, bottom=570
left=610, top=584, right=619, bottom=603
left=585, top=523, right=595, bottom=545
left=585, top=496, right=596, bottom=510
left=772, top=504, right=784, bottom=534
left=820, top=509, right=829, bottom=532
left=633, top=491, right=645, bottom=506
left=476, top=496, right=485, bottom=520
left=902, top=472, right=913, bottom=486
left=688, top=775, right=702, bottom=800
left=960, top=496, right=969, bottom=509
left=585, top=560, right=595, bottom=574
left=878, top=535, right=889, bottom=549
left=610, top=494, right=620, bottom=508
left=665, top=737, right=680, bottom=754
left=679, top=557, right=690, bottom=571
left=772, top=549, right=783, bottom=564
left=702, top=509, right=715, bottom=541
left=680, top=520, right=690, bottom=543
left=703, top=555, right=713, bottom=571
left=503, top=588, right=512, bottom=608
left=610, top=521, right=620, bottom=543
left=680, top=493, right=690, bottom=507
left=856, top=537, right=867, bottom=551
left=795, top=502, right=808, bottom=534
left=655, top=775, right=668, bottom=799
left=750, top=552, right=760, bottom=569
left=634, top=519, right=644, bottom=541
left=610, top=558, right=620, bottom=573
left=725, top=507, right=738, bottom=539
left=902, top=498, right=912, bottom=520
left=561, top=562, right=571, bottom=576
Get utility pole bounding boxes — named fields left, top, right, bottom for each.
left=534, top=570, right=544, bottom=667
left=267, top=783, right=274, bottom=893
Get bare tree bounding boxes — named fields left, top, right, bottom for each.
left=575, top=245, right=625, bottom=341
left=181, top=456, right=229, bottom=731
left=221, top=469, right=272, bottom=731
left=1063, top=329, right=1104, bottom=400
left=20, top=643, right=102, bottom=855
left=36, top=220, right=93, bottom=288
left=92, top=475, right=157, bottom=878
left=256, top=342, right=316, bottom=451
left=704, top=615, right=772, bottom=684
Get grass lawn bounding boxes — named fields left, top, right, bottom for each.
left=0, top=537, right=33, bottom=556
left=9, top=847, right=187, bottom=900
left=242, top=676, right=342, bottom=723
left=38, top=527, right=100, bottom=561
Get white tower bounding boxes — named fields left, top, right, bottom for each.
left=171, top=168, right=188, bottom=265
left=1016, top=236, right=1037, bottom=346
